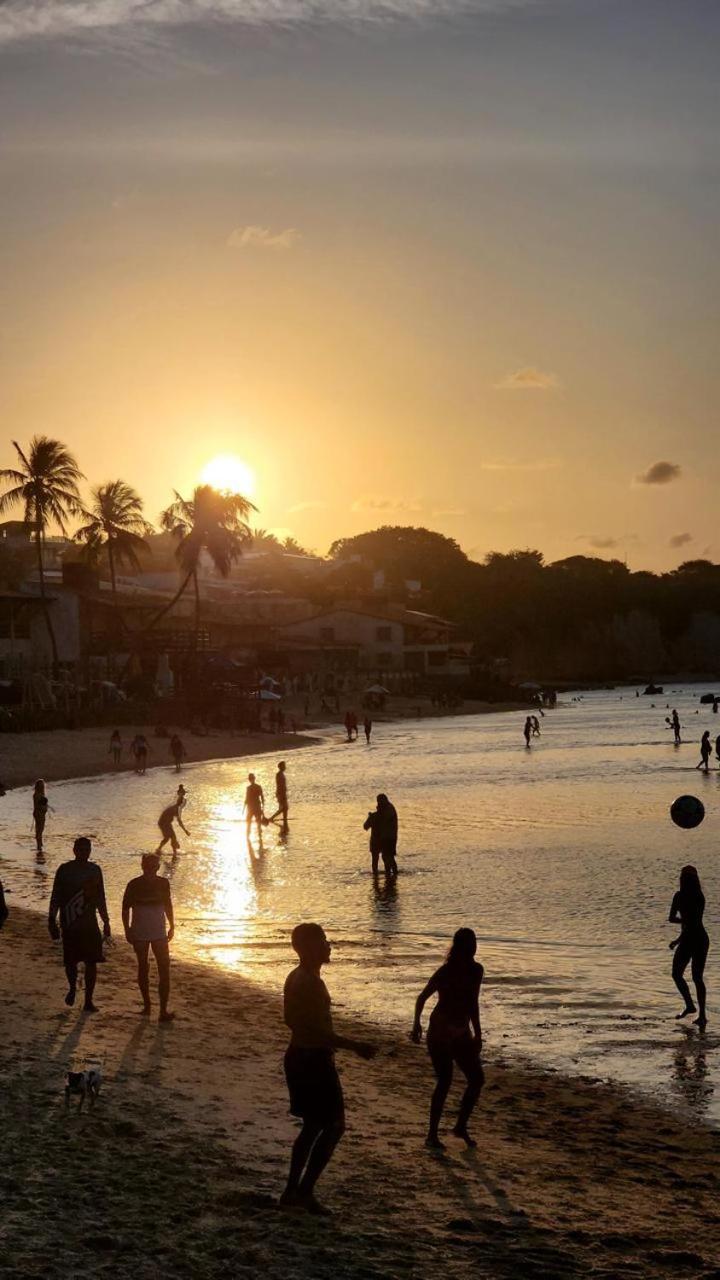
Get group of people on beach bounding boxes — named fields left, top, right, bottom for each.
left=344, top=710, right=373, bottom=743
left=109, top=730, right=187, bottom=774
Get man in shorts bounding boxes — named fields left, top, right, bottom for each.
left=48, top=837, right=111, bottom=1012
left=281, top=922, right=377, bottom=1214
left=243, top=772, right=265, bottom=836
left=122, top=853, right=175, bottom=1023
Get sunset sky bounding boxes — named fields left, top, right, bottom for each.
left=1, top=0, right=718, bottom=570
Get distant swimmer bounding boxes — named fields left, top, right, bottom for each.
left=32, top=779, right=49, bottom=854
left=270, top=761, right=289, bottom=825
left=696, top=731, right=712, bottom=773
left=411, top=928, right=484, bottom=1150
left=280, top=922, right=377, bottom=1214
left=244, top=772, right=265, bottom=835
left=669, top=865, right=709, bottom=1030
left=156, top=787, right=190, bottom=854
left=523, top=717, right=533, bottom=748
left=671, top=709, right=681, bottom=745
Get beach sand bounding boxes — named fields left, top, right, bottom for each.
left=1, top=907, right=718, bottom=1279
left=0, top=697, right=526, bottom=791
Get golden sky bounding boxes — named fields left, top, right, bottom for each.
left=1, top=1, right=718, bottom=568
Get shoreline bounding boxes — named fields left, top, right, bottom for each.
left=1, top=905, right=717, bottom=1279
left=0, top=697, right=528, bottom=791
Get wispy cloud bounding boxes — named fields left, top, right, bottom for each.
left=480, top=458, right=562, bottom=473
left=669, top=532, right=692, bottom=549
left=494, top=366, right=560, bottom=391
left=635, top=460, right=682, bottom=486
left=288, top=500, right=326, bottom=515
left=577, top=535, right=620, bottom=550
left=0, top=2, right=545, bottom=47
left=228, top=225, right=299, bottom=251
left=352, top=496, right=424, bottom=514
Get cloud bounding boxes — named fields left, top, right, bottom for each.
left=480, top=458, right=562, bottom=473
left=433, top=508, right=465, bottom=518
left=351, top=496, right=424, bottom=514
left=494, top=366, right=560, bottom=391
left=288, top=500, right=326, bottom=515
left=227, top=225, right=299, bottom=251
left=0, top=1, right=545, bottom=47
left=669, top=532, right=693, bottom=549
left=578, top=535, right=620, bottom=550
left=635, top=460, right=682, bottom=486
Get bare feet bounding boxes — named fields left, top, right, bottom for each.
left=425, top=1135, right=446, bottom=1151
left=693, top=1015, right=708, bottom=1030
left=64, top=988, right=76, bottom=1007
left=83, top=1002, right=98, bottom=1013
left=301, top=1195, right=332, bottom=1216
left=141, top=1003, right=151, bottom=1017
left=675, top=1005, right=696, bottom=1020
left=159, top=1010, right=175, bottom=1024
left=452, top=1125, right=477, bottom=1148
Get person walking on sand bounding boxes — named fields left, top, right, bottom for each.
left=280, top=922, right=377, bottom=1214
left=131, top=733, right=150, bottom=775
left=32, top=779, right=49, bottom=854
left=48, top=837, right=111, bottom=1013
left=122, top=853, right=175, bottom=1023
left=270, top=761, right=289, bottom=825
left=671, top=709, right=681, bottom=746
left=696, top=731, right=712, bottom=772
left=244, top=772, right=265, bottom=836
left=109, top=729, right=123, bottom=766
left=715, top=732, right=720, bottom=765
left=0, top=879, right=8, bottom=928
left=411, top=928, right=484, bottom=1150
left=156, top=787, right=190, bottom=854
left=669, top=865, right=709, bottom=1030
left=523, top=717, right=533, bottom=748
left=531, top=715, right=541, bottom=737
left=169, top=733, right=187, bottom=772
left=344, top=710, right=353, bottom=743
left=363, top=716, right=372, bottom=744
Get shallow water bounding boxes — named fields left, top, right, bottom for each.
left=2, top=686, right=719, bottom=1122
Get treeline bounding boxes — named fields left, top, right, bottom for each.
left=328, top=528, right=720, bottom=681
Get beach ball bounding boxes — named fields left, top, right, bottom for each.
left=670, top=795, right=705, bottom=830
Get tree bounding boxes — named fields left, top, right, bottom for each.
left=159, top=484, right=255, bottom=637
left=75, top=480, right=154, bottom=633
left=251, top=527, right=282, bottom=551
left=0, top=437, right=84, bottom=668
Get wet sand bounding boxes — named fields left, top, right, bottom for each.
left=1, top=907, right=718, bottom=1279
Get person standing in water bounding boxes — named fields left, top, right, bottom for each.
left=669, top=865, right=709, bottom=1030
left=270, top=761, right=289, bottom=825
left=122, top=853, right=175, bottom=1023
left=523, top=717, right=533, bottom=748
left=411, top=928, right=484, bottom=1149
left=156, top=786, right=190, bottom=854
left=32, top=779, right=49, bottom=854
left=244, top=772, right=265, bottom=836
left=48, top=837, right=110, bottom=1012
left=109, top=729, right=123, bottom=766
left=671, top=709, right=681, bottom=745
left=696, top=731, right=712, bottom=772
left=281, top=922, right=377, bottom=1214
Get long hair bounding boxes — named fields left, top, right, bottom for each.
left=447, top=927, right=477, bottom=967
left=679, top=865, right=703, bottom=898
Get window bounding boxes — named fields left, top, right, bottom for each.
left=319, top=626, right=335, bottom=642
left=376, top=625, right=392, bottom=641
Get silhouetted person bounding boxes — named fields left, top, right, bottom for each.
left=344, top=710, right=353, bottom=742
left=109, top=729, right=122, bottom=765
left=716, top=733, right=720, bottom=764
left=523, top=717, right=533, bottom=748
left=156, top=787, right=190, bottom=854
left=244, top=772, right=265, bottom=835
left=0, top=879, right=8, bottom=928
left=363, top=807, right=383, bottom=875
left=531, top=716, right=541, bottom=737
left=281, top=923, right=377, bottom=1214
left=270, top=760, right=289, bottom=824
left=364, top=794, right=398, bottom=877
left=122, top=853, right=175, bottom=1023
left=671, top=709, right=681, bottom=745
left=669, top=865, right=709, bottom=1030
left=411, top=928, right=484, bottom=1149
left=132, top=733, right=149, bottom=774
left=170, top=734, right=186, bottom=771
left=364, top=716, right=372, bottom=744
left=48, top=837, right=110, bottom=1012
left=696, top=731, right=712, bottom=772
left=32, top=779, right=49, bottom=853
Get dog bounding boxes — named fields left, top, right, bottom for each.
left=65, top=1067, right=102, bottom=1111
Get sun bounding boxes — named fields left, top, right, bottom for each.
left=201, top=454, right=256, bottom=498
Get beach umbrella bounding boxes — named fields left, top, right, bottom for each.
left=518, top=681, right=542, bottom=691
left=364, top=684, right=390, bottom=694
left=259, top=689, right=282, bottom=701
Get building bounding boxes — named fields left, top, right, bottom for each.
left=278, top=606, right=464, bottom=677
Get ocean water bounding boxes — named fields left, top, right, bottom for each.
left=1, top=686, right=719, bottom=1122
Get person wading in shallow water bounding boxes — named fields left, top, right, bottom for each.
left=669, top=865, right=709, bottom=1030
left=122, top=853, right=175, bottom=1023
left=281, top=923, right=377, bottom=1215
left=411, top=927, right=484, bottom=1150
left=48, top=837, right=111, bottom=1013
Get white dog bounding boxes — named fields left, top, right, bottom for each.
left=65, top=1067, right=102, bottom=1111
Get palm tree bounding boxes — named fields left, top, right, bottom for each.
left=158, top=484, right=255, bottom=639
left=0, top=437, right=84, bottom=668
left=251, top=527, right=282, bottom=551
left=75, top=480, right=154, bottom=635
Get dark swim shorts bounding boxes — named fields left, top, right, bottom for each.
left=62, top=925, right=104, bottom=968
left=284, top=1047, right=344, bottom=1125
